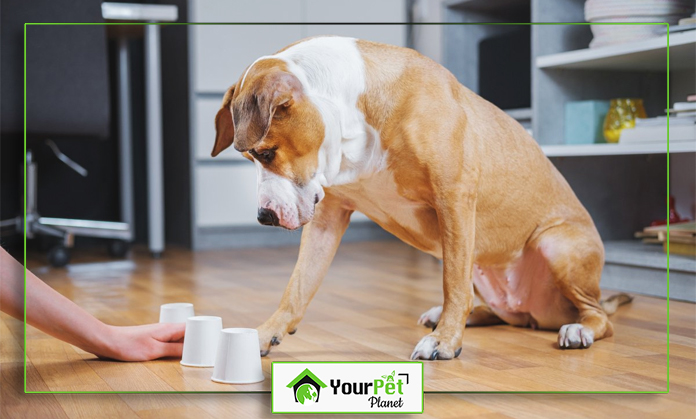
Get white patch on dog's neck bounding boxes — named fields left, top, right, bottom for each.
left=273, top=37, right=387, bottom=188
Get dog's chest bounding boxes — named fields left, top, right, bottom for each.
left=331, top=171, right=442, bottom=257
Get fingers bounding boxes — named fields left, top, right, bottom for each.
left=151, top=322, right=186, bottom=343
left=149, top=323, right=185, bottom=360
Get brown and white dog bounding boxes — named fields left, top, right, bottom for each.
left=212, top=36, right=629, bottom=360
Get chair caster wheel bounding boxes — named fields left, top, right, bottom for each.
left=48, top=246, right=70, bottom=268
left=107, top=240, right=130, bottom=258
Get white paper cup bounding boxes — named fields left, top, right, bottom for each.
left=181, top=316, right=223, bottom=367
left=159, top=303, right=195, bottom=324
left=211, top=328, right=265, bottom=384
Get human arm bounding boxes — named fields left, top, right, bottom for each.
left=0, top=248, right=184, bottom=361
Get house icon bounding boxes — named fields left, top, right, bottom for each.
left=286, top=368, right=328, bottom=404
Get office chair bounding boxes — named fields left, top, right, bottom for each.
left=0, top=0, right=133, bottom=267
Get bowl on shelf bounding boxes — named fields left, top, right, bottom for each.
left=584, top=0, right=695, bottom=48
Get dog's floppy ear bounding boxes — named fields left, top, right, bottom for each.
left=211, top=85, right=236, bottom=157
left=232, top=72, right=300, bottom=152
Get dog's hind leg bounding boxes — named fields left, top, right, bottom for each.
left=466, top=304, right=504, bottom=327
left=417, top=305, right=443, bottom=330
left=533, top=223, right=612, bottom=349
left=418, top=296, right=503, bottom=331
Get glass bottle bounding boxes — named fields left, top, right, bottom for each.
left=603, top=98, right=647, bottom=143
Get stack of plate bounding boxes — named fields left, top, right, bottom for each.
left=585, top=0, right=695, bottom=48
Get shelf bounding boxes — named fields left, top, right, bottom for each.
left=601, top=240, right=695, bottom=302
left=605, top=240, right=695, bottom=273
left=536, top=30, right=696, bottom=71
left=542, top=141, right=696, bottom=157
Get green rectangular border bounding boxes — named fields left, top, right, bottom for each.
left=271, top=361, right=424, bottom=414
left=22, top=22, right=671, bottom=396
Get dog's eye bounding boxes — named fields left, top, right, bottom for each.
left=251, top=148, right=275, bottom=164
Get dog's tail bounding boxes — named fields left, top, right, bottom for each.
left=600, top=293, right=634, bottom=315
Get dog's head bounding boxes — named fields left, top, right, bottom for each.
left=212, top=59, right=326, bottom=230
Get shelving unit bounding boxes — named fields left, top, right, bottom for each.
left=443, top=0, right=695, bottom=301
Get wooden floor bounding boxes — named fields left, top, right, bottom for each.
left=2, top=241, right=695, bottom=417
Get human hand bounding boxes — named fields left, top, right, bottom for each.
left=96, top=323, right=186, bottom=361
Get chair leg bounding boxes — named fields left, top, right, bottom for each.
left=33, top=221, right=71, bottom=242
left=17, top=149, right=130, bottom=265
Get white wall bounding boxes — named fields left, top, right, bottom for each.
left=411, top=0, right=444, bottom=64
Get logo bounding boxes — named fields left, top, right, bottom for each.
left=330, top=369, right=410, bottom=408
left=272, top=362, right=423, bottom=414
left=286, top=368, right=328, bottom=404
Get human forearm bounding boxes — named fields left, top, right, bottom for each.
left=0, top=248, right=110, bottom=355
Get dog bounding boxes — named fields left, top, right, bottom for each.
left=211, top=36, right=630, bottom=360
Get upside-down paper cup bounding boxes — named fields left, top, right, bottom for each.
left=181, top=316, right=223, bottom=367
left=211, top=328, right=265, bottom=384
left=159, top=303, right=195, bottom=324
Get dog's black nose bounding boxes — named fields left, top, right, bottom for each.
left=257, top=208, right=279, bottom=226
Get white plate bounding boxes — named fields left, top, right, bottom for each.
left=586, top=0, right=694, bottom=20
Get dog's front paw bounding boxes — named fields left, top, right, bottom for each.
left=257, top=322, right=296, bottom=357
left=257, top=327, right=282, bottom=357
left=417, top=306, right=442, bottom=330
left=558, top=323, right=594, bottom=349
left=410, top=332, right=462, bottom=361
